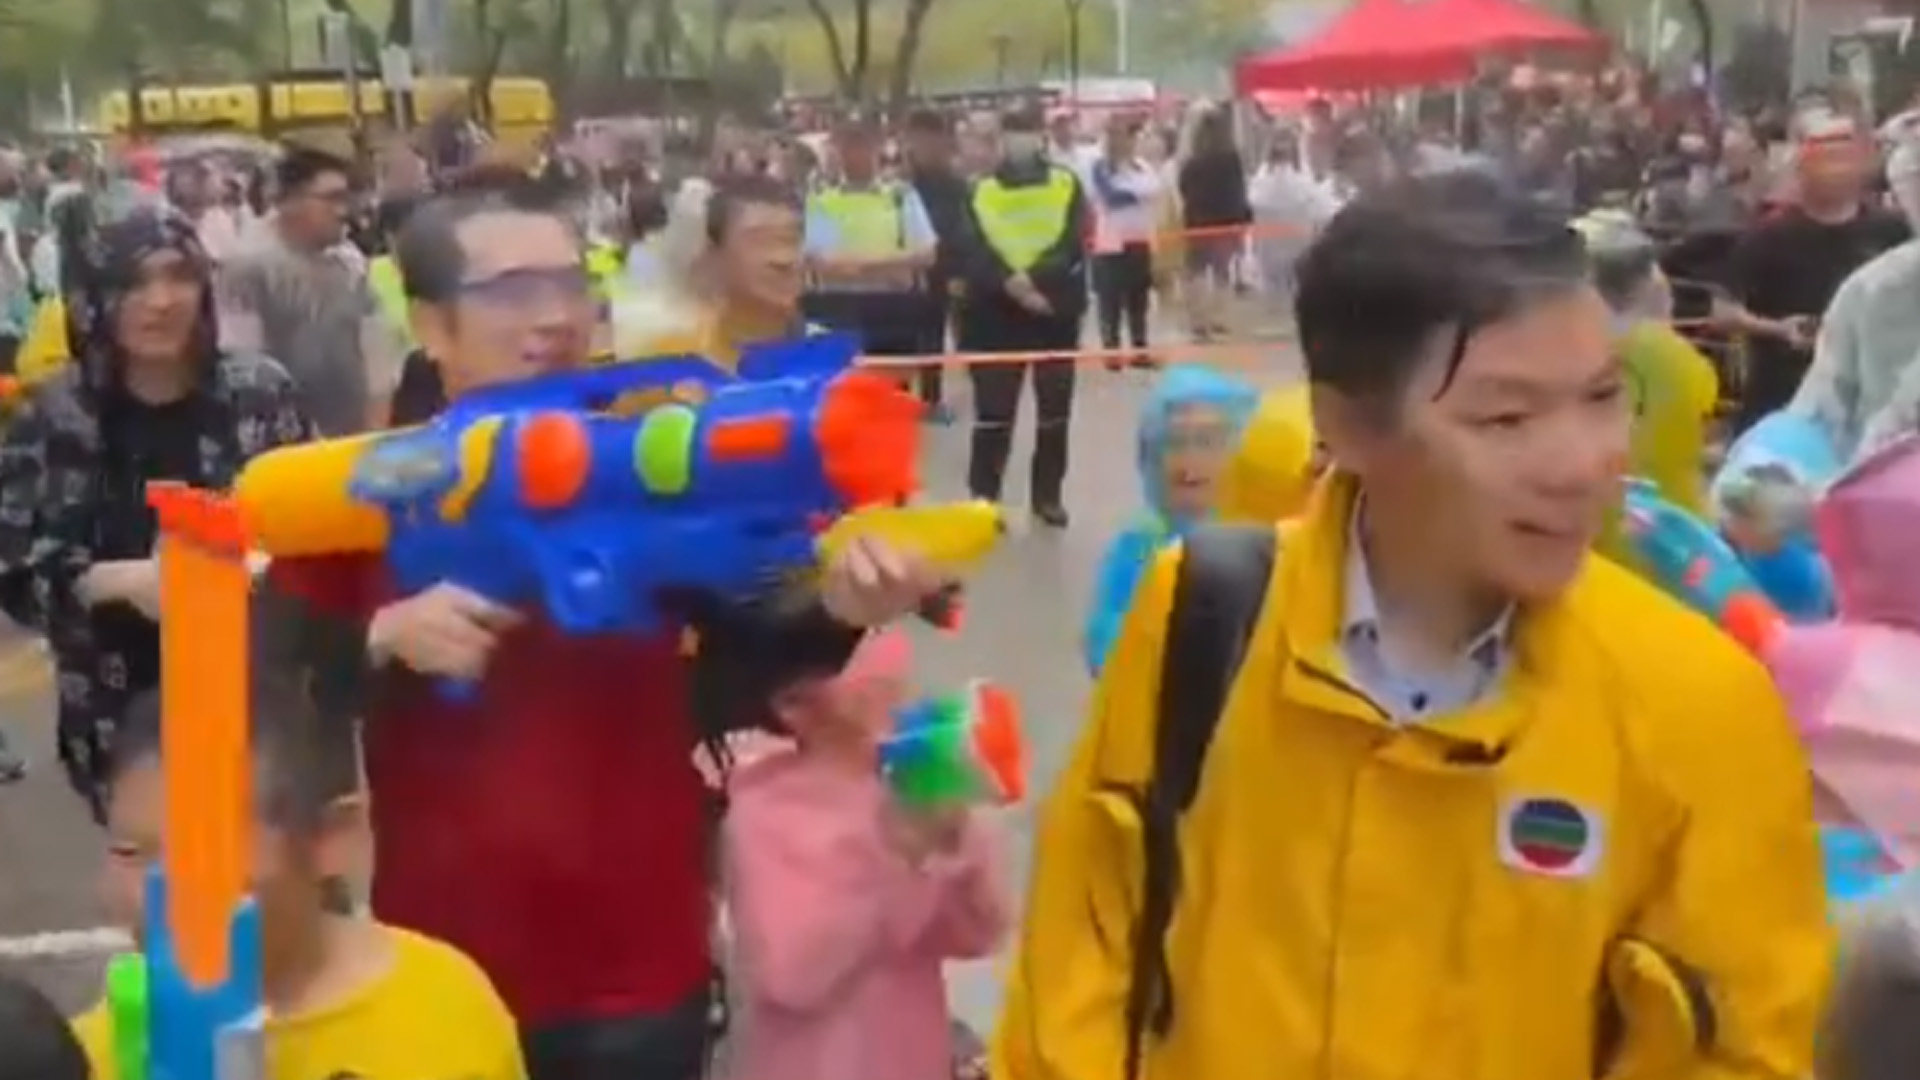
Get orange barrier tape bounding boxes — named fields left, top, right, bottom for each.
left=855, top=316, right=1725, bottom=368
left=856, top=338, right=1291, bottom=368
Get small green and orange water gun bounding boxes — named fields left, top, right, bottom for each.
left=879, top=680, right=1026, bottom=809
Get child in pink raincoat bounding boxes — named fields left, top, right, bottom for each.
left=719, top=629, right=1011, bottom=1080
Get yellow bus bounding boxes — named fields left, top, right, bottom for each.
left=98, top=74, right=555, bottom=151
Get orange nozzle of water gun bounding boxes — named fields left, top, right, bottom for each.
left=1723, top=591, right=1786, bottom=656
left=971, top=682, right=1026, bottom=803
left=815, top=372, right=921, bottom=507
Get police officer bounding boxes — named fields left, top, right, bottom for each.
left=801, top=116, right=939, bottom=366
left=957, top=104, right=1089, bottom=529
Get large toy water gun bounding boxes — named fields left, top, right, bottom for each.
left=232, top=334, right=1000, bottom=694
left=1620, top=479, right=1780, bottom=650
left=879, top=680, right=1027, bottom=809
left=108, top=485, right=265, bottom=1080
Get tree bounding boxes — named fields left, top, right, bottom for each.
left=885, top=0, right=938, bottom=113
left=1685, top=0, right=1713, bottom=77
left=321, top=0, right=386, bottom=71
left=803, top=0, right=873, bottom=102
left=642, top=0, right=695, bottom=74
left=468, top=0, right=539, bottom=120
left=600, top=0, right=644, bottom=78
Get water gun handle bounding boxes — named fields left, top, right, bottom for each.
left=106, top=953, right=150, bottom=1080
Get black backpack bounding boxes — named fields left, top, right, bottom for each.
left=1121, top=524, right=1278, bottom=1080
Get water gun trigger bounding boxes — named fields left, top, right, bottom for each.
left=917, top=584, right=965, bottom=631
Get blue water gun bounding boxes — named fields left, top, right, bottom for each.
left=1621, top=479, right=1782, bottom=649
left=232, top=335, right=926, bottom=696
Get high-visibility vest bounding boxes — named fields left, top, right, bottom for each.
left=587, top=243, right=623, bottom=300
left=809, top=184, right=906, bottom=257
left=972, top=167, right=1076, bottom=272
left=367, top=255, right=416, bottom=349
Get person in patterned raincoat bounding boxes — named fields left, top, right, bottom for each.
left=0, top=199, right=312, bottom=818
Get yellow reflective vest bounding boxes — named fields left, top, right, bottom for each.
left=809, top=185, right=907, bottom=257
left=994, top=472, right=1829, bottom=1080
left=367, top=254, right=416, bottom=351
left=973, top=167, right=1076, bottom=272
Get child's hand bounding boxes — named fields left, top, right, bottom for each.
left=881, top=802, right=968, bottom=868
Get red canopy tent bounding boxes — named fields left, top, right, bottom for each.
left=1235, top=0, right=1605, bottom=95
left=1234, top=0, right=1471, bottom=95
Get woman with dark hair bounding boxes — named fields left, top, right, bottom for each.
left=1176, top=106, right=1251, bottom=341
left=0, top=204, right=313, bottom=818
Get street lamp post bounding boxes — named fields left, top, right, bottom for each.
left=992, top=33, right=1013, bottom=89
left=1063, top=0, right=1086, bottom=95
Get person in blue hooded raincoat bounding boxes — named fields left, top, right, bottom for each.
left=1082, top=366, right=1258, bottom=673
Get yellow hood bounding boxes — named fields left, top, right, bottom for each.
left=1217, top=384, right=1319, bottom=525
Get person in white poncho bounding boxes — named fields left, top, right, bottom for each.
left=1246, top=134, right=1340, bottom=299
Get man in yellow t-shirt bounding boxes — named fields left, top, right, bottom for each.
left=70, top=679, right=524, bottom=1080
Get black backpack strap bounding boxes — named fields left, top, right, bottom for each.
left=1123, top=524, right=1278, bottom=1079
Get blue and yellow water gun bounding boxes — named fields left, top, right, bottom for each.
left=234, top=334, right=1001, bottom=696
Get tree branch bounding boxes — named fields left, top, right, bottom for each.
left=802, top=0, right=856, bottom=99
left=851, top=0, right=872, bottom=103
left=888, top=0, right=939, bottom=115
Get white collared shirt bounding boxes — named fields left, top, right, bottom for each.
left=1339, top=504, right=1512, bottom=723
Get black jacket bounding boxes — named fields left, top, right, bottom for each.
left=957, top=156, right=1090, bottom=335
left=909, top=164, right=974, bottom=287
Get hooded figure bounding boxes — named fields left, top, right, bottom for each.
left=1083, top=366, right=1257, bottom=673
left=0, top=203, right=311, bottom=818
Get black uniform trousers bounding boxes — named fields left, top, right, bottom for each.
left=962, top=312, right=1079, bottom=510
left=1091, top=242, right=1153, bottom=358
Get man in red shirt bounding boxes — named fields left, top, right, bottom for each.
left=272, top=169, right=942, bottom=1080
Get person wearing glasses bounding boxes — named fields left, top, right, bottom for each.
left=268, top=165, right=945, bottom=1080
left=218, top=146, right=405, bottom=435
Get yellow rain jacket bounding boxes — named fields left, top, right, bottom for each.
left=1598, top=321, right=1722, bottom=564
left=17, top=297, right=70, bottom=385
left=994, top=473, right=1830, bottom=1080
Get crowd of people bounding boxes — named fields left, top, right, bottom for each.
left=0, top=61, right=1919, bottom=1080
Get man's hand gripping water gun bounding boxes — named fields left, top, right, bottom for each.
left=233, top=334, right=1002, bottom=696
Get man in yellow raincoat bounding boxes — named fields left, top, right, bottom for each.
left=994, top=172, right=1830, bottom=1080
